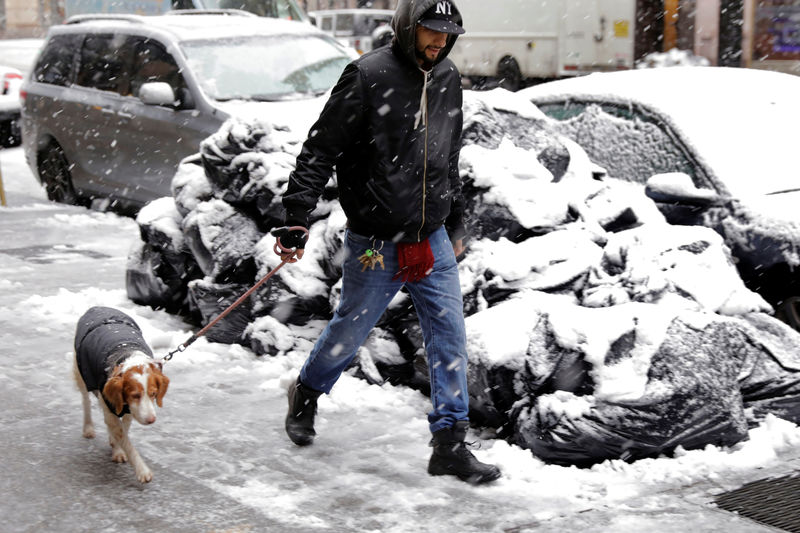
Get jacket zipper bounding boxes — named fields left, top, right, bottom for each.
left=417, top=71, right=429, bottom=242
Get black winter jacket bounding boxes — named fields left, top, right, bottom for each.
left=282, top=0, right=466, bottom=243
left=74, top=306, right=153, bottom=395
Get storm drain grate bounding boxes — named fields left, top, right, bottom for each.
left=715, top=473, right=800, bottom=532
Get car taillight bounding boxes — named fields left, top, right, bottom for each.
left=2, top=72, right=22, bottom=94
left=19, top=89, right=27, bottom=103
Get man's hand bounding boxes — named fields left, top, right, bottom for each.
left=453, top=239, right=465, bottom=257
left=271, top=226, right=309, bottom=262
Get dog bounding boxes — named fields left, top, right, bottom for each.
left=73, top=306, right=169, bottom=483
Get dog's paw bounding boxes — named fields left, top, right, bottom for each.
left=136, top=465, right=153, bottom=483
left=82, top=425, right=95, bottom=439
left=111, top=448, right=129, bottom=463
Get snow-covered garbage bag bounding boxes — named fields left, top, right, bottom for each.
left=181, top=198, right=263, bottom=283
left=125, top=91, right=800, bottom=469
left=462, top=218, right=800, bottom=466
left=517, top=314, right=750, bottom=467
left=187, top=278, right=253, bottom=345
left=460, top=90, right=575, bottom=243
left=126, top=197, right=200, bottom=313
left=737, top=313, right=800, bottom=423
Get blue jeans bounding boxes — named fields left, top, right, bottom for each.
left=299, top=225, right=469, bottom=434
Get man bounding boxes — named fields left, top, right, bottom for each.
left=275, top=0, right=501, bottom=485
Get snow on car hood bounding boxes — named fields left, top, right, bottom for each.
left=521, top=67, right=800, bottom=200
left=213, top=96, right=328, bottom=142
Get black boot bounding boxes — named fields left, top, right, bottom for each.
left=428, top=421, right=501, bottom=484
left=285, top=377, right=322, bottom=446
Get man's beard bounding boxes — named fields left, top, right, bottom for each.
left=415, top=48, right=435, bottom=70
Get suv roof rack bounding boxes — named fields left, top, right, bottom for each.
left=165, top=9, right=257, bottom=17
left=65, top=14, right=145, bottom=25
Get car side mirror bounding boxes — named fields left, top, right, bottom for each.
left=139, top=82, right=176, bottom=106
left=645, top=172, right=722, bottom=207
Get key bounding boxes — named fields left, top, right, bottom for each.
left=358, top=248, right=385, bottom=271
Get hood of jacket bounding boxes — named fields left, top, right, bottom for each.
left=391, top=0, right=463, bottom=67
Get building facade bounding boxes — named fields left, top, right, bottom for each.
left=0, top=0, right=61, bottom=38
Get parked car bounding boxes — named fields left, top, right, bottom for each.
left=309, top=8, right=394, bottom=54
left=21, top=11, right=353, bottom=213
left=522, top=66, right=800, bottom=328
left=0, top=66, right=23, bottom=147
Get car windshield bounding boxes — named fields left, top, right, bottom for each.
left=193, top=0, right=308, bottom=21
left=180, top=34, right=350, bottom=101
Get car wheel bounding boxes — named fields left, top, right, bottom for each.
left=497, top=56, right=522, bottom=92
left=0, top=119, right=20, bottom=147
left=38, top=142, right=80, bottom=205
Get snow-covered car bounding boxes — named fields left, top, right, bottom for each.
left=21, top=10, right=353, bottom=213
left=0, top=66, right=23, bottom=147
left=521, top=67, right=800, bottom=330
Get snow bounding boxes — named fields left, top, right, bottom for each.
left=4, top=69, right=800, bottom=530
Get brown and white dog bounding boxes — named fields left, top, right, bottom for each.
left=73, top=306, right=169, bottom=483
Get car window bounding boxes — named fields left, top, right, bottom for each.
left=354, top=14, right=392, bottom=35
left=33, top=34, right=81, bottom=86
left=539, top=101, right=709, bottom=188
left=181, top=33, right=351, bottom=100
left=208, top=0, right=307, bottom=21
left=129, top=37, right=188, bottom=105
left=76, top=33, right=132, bottom=95
left=320, top=16, right=333, bottom=31
left=335, top=14, right=355, bottom=34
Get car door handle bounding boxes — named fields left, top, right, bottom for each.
left=117, top=111, right=133, bottom=119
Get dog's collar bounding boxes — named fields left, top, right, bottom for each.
left=103, top=395, right=130, bottom=418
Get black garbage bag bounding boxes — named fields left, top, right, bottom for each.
left=187, top=279, right=253, bottom=345
left=172, top=155, right=214, bottom=218
left=249, top=273, right=332, bottom=326
left=126, top=198, right=201, bottom=314
left=126, top=241, right=180, bottom=311
left=462, top=99, right=571, bottom=182
left=515, top=318, right=750, bottom=467
left=182, top=199, right=263, bottom=283
left=738, top=313, right=800, bottom=424
left=521, top=394, right=747, bottom=468
left=199, top=118, right=284, bottom=211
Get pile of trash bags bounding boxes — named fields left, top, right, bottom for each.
left=127, top=91, right=800, bottom=466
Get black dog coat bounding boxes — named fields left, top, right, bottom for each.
left=75, top=306, right=154, bottom=414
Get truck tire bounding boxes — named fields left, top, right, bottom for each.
left=498, top=56, right=522, bottom=92
left=38, top=141, right=81, bottom=206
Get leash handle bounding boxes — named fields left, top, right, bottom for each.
left=272, top=225, right=309, bottom=255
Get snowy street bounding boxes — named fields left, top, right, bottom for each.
left=2, top=142, right=799, bottom=533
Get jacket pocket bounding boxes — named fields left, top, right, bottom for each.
left=365, top=179, right=395, bottom=215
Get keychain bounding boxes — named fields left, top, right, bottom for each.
left=358, top=240, right=385, bottom=271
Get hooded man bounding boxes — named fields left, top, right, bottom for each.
left=275, top=0, right=501, bottom=484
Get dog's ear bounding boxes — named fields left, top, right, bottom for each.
left=152, top=369, right=169, bottom=408
left=102, top=375, right=125, bottom=415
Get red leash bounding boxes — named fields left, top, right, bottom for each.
left=159, top=226, right=308, bottom=364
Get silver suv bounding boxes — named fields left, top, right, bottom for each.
left=21, top=11, right=352, bottom=213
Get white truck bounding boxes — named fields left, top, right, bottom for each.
left=448, top=0, right=636, bottom=90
